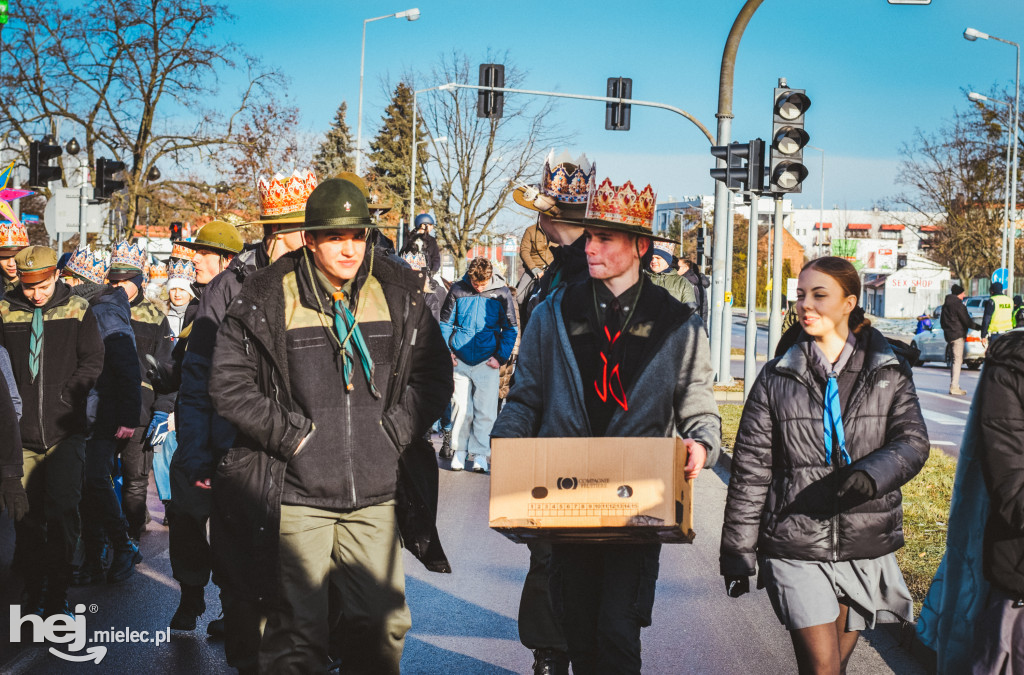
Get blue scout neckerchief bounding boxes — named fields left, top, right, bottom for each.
left=811, top=333, right=856, bottom=466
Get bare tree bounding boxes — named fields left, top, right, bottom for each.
left=0, top=0, right=287, bottom=239
left=415, top=51, right=566, bottom=271
left=893, top=90, right=1015, bottom=283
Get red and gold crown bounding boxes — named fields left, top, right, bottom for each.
left=170, top=242, right=193, bottom=260
left=585, top=178, right=656, bottom=229
left=64, top=248, right=108, bottom=284
left=149, top=262, right=168, bottom=282
left=256, top=169, right=318, bottom=223
left=0, top=221, right=29, bottom=250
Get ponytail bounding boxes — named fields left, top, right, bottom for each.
left=849, top=305, right=871, bottom=334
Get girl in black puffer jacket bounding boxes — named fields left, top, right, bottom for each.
left=720, top=257, right=929, bottom=674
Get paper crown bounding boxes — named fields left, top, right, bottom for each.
left=653, top=241, right=675, bottom=254
left=148, top=262, right=167, bottom=282
left=170, top=242, right=193, bottom=260
left=65, top=248, right=108, bottom=284
left=109, top=241, right=147, bottom=272
left=584, top=178, right=657, bottom=231
left=0, top=221, right=29, bottom=249
left=541, top=149, right=596, bottom=205
left=257, top=169, right=318, bottom=219
left=167, top=258, right=196, bottom=284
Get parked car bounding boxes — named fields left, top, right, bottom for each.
left=964, top=295, right=987, bottom=321
left=911, top=326, right=986, bottom=369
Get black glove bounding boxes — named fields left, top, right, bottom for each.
left=724, top=576, right=749, bottom=598
left=0, top=476, right=29, bottom=522
left=838, top=470, right=877, bottom=499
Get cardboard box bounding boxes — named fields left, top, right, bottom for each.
left=489, top=437, right=695, bottom=544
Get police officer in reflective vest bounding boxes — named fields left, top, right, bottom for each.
left=982, top=282, right=1016, bottom=345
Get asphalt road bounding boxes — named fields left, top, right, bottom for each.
left=1, top=446, right=926, bottom=674
left=727, top=316, right=976, bottom=456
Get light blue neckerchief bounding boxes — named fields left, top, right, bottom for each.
left=811, top=335, right=856, bottom=466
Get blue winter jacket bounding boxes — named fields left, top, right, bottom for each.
left=440, top=273, right=518, bottom=366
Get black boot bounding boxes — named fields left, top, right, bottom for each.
left=75, top=540, right=109, bottom=585
left=107, top=537, right=141, bottom=583
left=439, top=429, right=454, bottom=460
left=170, top=584, right=206, bottom=631
left=532, top=649, right=570, bottom=675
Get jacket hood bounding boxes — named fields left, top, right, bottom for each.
left=986, top=330, right=1024, bottom=376
left=459, top=271, right=507, bottom=293
left=5, top=278, right=72, bottom=313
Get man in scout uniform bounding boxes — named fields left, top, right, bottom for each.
left=508, top=149, right=597, bottom=675
left=209, top=178, right=453, bottom=673
left=168, top=173, right=312, bottom=668
left=0, top=246, right=104, bottom=616
left=0, top=221, right=30, bottom=298
left=105, top=241, right=175, bottom=542
left=62, top=248, right=145, bottom=584
left=982, top=281, right=1017, bottom=344
left=492, top=177, right=720, bottom=674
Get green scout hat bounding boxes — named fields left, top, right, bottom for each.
left=177, top=220, right=245, bottom=256
left=302, top=178, right=375, bottom=232
left=15, top=245, right=58, bottom=283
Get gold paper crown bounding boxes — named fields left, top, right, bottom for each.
left=585, top=178, right=656, bottom=229
left=653, top=241, right=675, bottom=253
left=0, top=221, right=29, bottom=249
left=167, top=258, right=196, bottom=283
left=257, top=169, right=318, bottom=218
left=149, top=262, right=168, bottom=281
left=541, top=149, right=596, bottom=204
left=65, top=248, right=108, bottom=284
left=110, top=241, right=147, bottom=271
left=170, top=242, right=193, bottom=260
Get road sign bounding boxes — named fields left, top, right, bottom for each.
left=786, top=277, right=798, bottom=302
left=992, top=267, right=1009, bottom=287
left=43, top=187, right=106, bottom=238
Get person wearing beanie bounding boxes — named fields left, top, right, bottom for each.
left=106, top=242, right=175, bottom=543
left=643, top=241, right=696, bottom=308
left=164, top=260, right=196, bottom=338
left=0, top=246, right=104, bottom=618
left=940, top=283, right=981, bottom=395
left=981, top=281, right=1016, bottom=344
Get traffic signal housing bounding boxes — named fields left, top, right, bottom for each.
left=170, top=221, right=183, bottom=241
left=95, top=157, right=126, bottom=200
left=769, top=86, right=811, bottom=193
left=710, top=139, right=764, bottom=193
left=28, top=139, right=63, bottom=187
left=477, top=64, right=505, bottom=119
left=696, top=225, right=706, bottom=267
left=606, top=77, right=632, bottom=131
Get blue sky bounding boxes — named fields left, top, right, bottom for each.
left=220, top=0, right=1023, bottom=210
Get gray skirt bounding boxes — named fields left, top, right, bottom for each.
left=757, top=553, right=914, bottom=631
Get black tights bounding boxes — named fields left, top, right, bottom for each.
left=789, top=602, right=860, bottom=675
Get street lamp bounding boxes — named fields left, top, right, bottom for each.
left=408, top=82, right=454, bottom=251
left=968, top=91, right=1013, bottom=273
left=355, top=7, right=420, bottom=176
left=965, top=27, right=1020, bottom=293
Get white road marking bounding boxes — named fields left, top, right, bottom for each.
left=922, top=409, right=968, bottom=425
left=932, top=441, right=957, bottom=446
left=917, top=389, right=974, bottom=406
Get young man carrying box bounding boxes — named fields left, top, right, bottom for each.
left=491, top=177, right=721, bottom=675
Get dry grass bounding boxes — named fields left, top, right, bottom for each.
left=896, top=448, right=956, bottom=610
left=719, top=404, right=744, bottom=450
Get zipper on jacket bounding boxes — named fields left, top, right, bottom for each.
left=37, top=313, right=46, bottom=449
left=345, top=391, right=357, bottom=505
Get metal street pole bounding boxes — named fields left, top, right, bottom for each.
left=768, top=196, right=785, bottom=355
left=744, top=194, right=760, bottom=399
left=710, top=0, right=766, bottom=384
left=78, top=185, right=88, bottom=245
left=355, top=8, right=420, bottom=176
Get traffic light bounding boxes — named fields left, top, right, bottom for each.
left=477, top=64, right=505, bottom=119
left=169, top=221, right=183, bottom=241
left=696, top=225, right=706, bottom=267
left=768, top=86, right=811, bottom=193
left=28, top=139, right=63, bottom=187
left=710, top=140, right=764, bottom=193
left=0, top=0, right=9, bottom=25
left=95, top=157, right=126, bottom=200
left=605, top=77, right=632, bottom=131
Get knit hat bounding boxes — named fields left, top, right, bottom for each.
left=991, top=282, right=1004, bottom=295
left=950, top=283, right=964, bottom=296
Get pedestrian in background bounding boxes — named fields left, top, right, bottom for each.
left=678, top=258, right=709, bottom=328
left=0, top=220, right=28, bottom=299
left=941, top=283, right=981, bottom=396
left=644, top=241, right=696, bottom=307
left=981, top=281, right=1016, bottom=345
left=400, top=213, right=441, bottom=275
left=969, top=328, right=1024, bottom=673
left=721, top=256, right=929, bottom=675
left=440, top=257, right=518, bottom=473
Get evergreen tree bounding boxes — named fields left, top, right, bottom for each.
left=313, top=101, right=355, bottom=180
left=367, top=82, right=430, bottom=223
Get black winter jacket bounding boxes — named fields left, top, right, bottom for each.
left=976, top=330, right=1024, bottom=597
left=129, top=295, right=174, bottom=419
left=0, top=282, right=104, bottom=450
left=208, top=249, right=454, bottom=603
left=720, top=327, right=930, bottom=577
left=81, top=285, right=142, bottom=436
left=939, top=293, right=979, bottom=342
